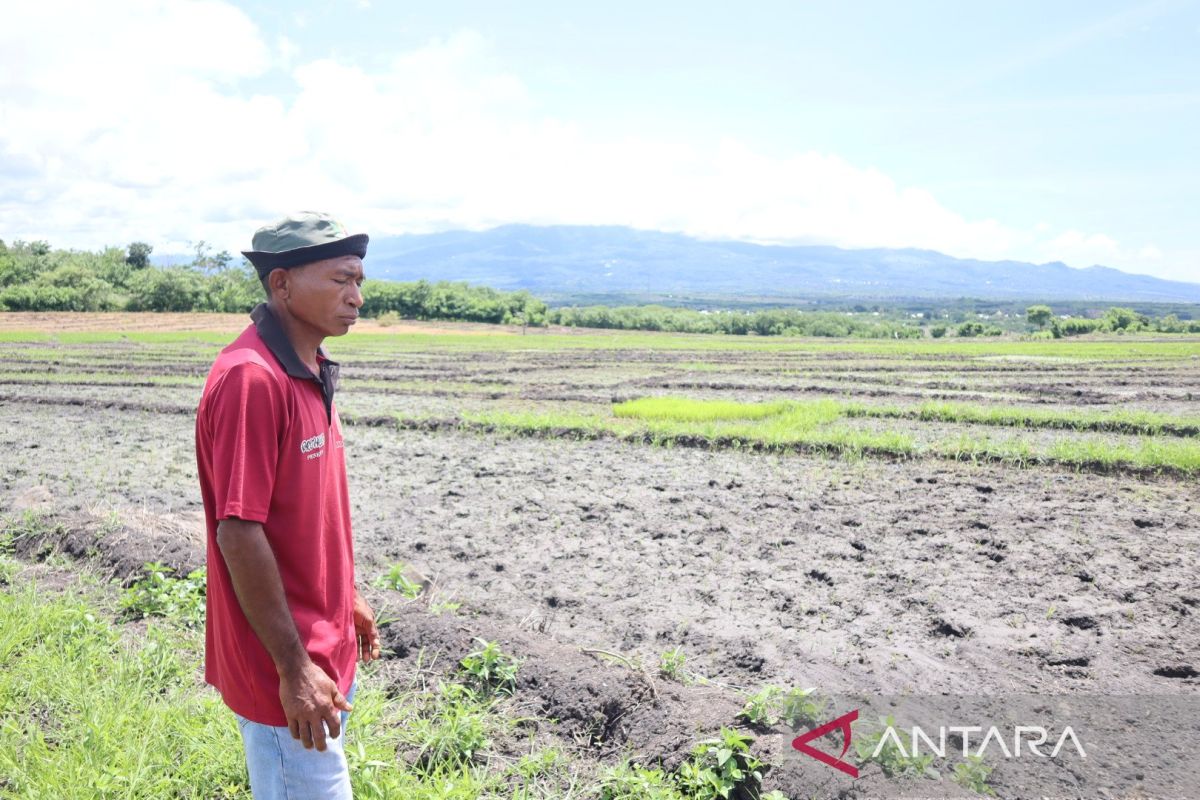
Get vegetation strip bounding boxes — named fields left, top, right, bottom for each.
left=840, top=400, right=1200, bottom=437
left=0, top=546, right=798, bottom=799
left=2, top=390, right=1196, bottom=477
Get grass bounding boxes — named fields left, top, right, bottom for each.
left=465, top=403, right=919, bottom=459
left=620, top=396, right=1200, bottom=439
left=0, top=571, right=527, bottom=799
left=0, top=582, right=249, bottom=798
left=1, top=564, right=798, bottom=799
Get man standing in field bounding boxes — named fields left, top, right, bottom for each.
left=195, top=211, right=381, bottom=799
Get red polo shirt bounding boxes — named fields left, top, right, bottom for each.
left=195, top=304, right=356, bottom=725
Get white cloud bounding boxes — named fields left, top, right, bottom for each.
left=0, top=2, right=1186, bottom=284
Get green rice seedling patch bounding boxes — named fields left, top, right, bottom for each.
left=614, top=396, right=797, bottom=423
left=0, top=371, right=204, bottom=388
left=847, top=400, right=1200, bottom=437
left=1047, top=435, right=1200, bottom=473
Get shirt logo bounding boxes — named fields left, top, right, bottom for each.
left=300, top=433, right=326, bottom=458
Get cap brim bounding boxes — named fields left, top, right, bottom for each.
left=243, top=233, right=369, bottom=274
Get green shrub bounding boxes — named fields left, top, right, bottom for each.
left=458, top=638, right=520, bottom=697
left=676, top=728, right=765, bottom=800
left=598, top=762, right=685, bottom=800
left=119, top=562, right=206, bottom=627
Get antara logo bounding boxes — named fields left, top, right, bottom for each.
left=792, top=709, right=859, bottom=778
left=792, top=709, right=1089, bottom=778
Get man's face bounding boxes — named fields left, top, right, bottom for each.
left=275, top=255, right=365, bottom=337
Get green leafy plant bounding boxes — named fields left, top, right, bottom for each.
left=777, top=687, right=825, bottom=729
left=119, top=561, right=206, bottom=627
left=736, top=685, right=824, bottom=730
left=952, top=755, right=996, bottom=796
left=598, top=762, right=685, bottom=800
left=659, top=646, right=688, bottom=682
left=738, top=686, right=782, bottom=726
left=371, top=562, right=423, bottom=598
left=458, top=637, right=520, bottom=697
left=853, top=715, right=939, bottom=779
left=676, top=727, right=765, bottom=800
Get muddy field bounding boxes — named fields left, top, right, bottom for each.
left=2, top=316, right=1198, bottom=798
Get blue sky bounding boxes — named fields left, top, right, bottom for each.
left=2, top=0, right=1197, bottom=281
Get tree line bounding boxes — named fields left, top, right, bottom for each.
left=1022, top=304, right=1200, bottom=336
left=1, top=240, right=1195, bottom=337
left=0, top=239, right=547, bottom=324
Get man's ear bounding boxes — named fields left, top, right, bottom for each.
left=267, top=268, right=290, bottom=300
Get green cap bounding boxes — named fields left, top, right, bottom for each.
left=242, top=211, right=368, bottom=277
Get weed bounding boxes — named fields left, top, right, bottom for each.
left=676, top=727, right=766, bottom=800
left=854, top=714, right=940, bottom=779
left=3, top=508, right=61, bottom=547
left=118, top=561, right=206, bottom=627
left=952, top=754, right=997, bottom=796
left=402, top=682, right=495, bottom=771
left=99, top=510, right=123, bottom=536
left=736, top=685, right=824, bottom=730
left=659, top=646, right=688, bottom=682
left=458, top=637, right=520, bottom=697
left=777, top=687, right=826, bottom=729
left=429, top=596, right=462, bottom=616
left=598, top=762, right=685, bottom=800
left=0, top=555, right=18, bottom=585
left=739, top=685, right=782, bottom=726
left=511, top=746, right=566, bottom=780
left=371, top=562, right=423, bottom=598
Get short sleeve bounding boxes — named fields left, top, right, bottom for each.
left=204, top=362, right=285, bottom=523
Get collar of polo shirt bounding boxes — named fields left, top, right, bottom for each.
left=250, top=303, right=340, bottom=423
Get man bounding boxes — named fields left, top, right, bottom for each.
left=195, top=211, right=381, bottom=799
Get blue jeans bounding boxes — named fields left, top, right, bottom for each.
left=234, top=680, right=357, bottom=800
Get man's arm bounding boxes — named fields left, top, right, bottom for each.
left=216, top=516, right=351, bottom=751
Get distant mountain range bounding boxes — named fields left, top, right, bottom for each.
left=355, top=225, right=1200, bottom=304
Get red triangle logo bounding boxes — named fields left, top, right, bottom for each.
left=792, top=709, right=859, bottom=778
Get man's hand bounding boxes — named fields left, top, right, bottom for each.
left=354, top=588, right=381, bottom=663
left=279, top=658, right=353, bottom=751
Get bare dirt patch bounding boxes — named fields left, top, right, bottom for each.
left=3, top=330, right=1199, bottom=797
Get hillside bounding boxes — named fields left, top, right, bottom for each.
left=365, top=225, right=1200, bottom=303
